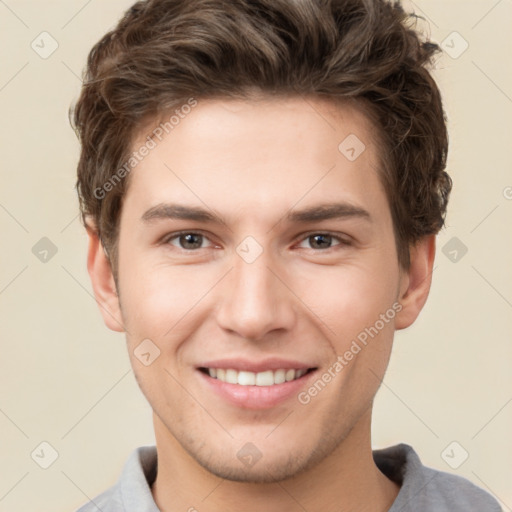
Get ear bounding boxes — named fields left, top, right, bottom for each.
left=86, top=222, right=125, bottom=333
left=395, top=235, right=436, bottom=330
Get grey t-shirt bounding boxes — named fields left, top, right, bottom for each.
left=76, top=443, right=502, bottom=511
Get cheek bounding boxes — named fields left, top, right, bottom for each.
left=291, top=259, right=400, bottom=340
left=117, top=254, right=218, bottom=341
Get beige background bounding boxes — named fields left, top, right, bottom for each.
left=0, top=1, right=511, bottom=510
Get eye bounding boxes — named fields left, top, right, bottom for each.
left=165, top=232, right=213, bottom=250
left=297, top=233, right=348, bottom=250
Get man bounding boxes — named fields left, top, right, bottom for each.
left=71, top=0, right=502, bottom=510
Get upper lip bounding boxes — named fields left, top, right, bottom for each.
left=197, top=358, right=317, bottom=373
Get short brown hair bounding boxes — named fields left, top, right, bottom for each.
left=72, top=0, right=451, bottom=272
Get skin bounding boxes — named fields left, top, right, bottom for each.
left=87, top=96, right=435, bottom=512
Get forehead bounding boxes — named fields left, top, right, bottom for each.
left=124, top=96, right=387, bottom=224
left=136, top=95, right=378, bottom=162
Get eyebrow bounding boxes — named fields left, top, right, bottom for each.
left=286, top=203, right=371, bottom=223
left=142, top=204, right=219, bottom=223
left=141, top=202, right=371, bottom=224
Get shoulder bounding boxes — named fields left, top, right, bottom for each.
left=373, top=444, right=502, bottom=512
left=74, top=446, right=158, bottom=512
left=75, top=488, right=123, bottom=512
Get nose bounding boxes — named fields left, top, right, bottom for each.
left=215, top=251, right=296, bottom=341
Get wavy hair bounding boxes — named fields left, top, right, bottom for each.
left=71, top=0, right=451, bottom=271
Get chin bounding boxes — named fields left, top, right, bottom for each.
left=197, top=452, right=312, bottom=484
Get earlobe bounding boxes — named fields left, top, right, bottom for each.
left=395, top=235, right=436, bottom=330
left=86, top=224, right=125, bottom=333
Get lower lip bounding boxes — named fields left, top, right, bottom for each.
left=197, top=369, right=316, bottom=410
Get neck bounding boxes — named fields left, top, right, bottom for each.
left=151, top=409, right=399, bottom=512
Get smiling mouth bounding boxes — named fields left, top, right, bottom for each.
left=199, top=367, right=317, bottom=386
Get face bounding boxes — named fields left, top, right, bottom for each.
left=90, top=96, right=432, bottom=483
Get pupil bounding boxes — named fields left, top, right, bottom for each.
left=311, top=234, right=331, bottom=249
left=181, top=233, right=202, bottom=249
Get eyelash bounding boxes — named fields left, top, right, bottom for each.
left=296, top=232, right=352, bottom=250
left=162, top=231, right=217, bottom=250
left=162, top=230, right=352, bottom=251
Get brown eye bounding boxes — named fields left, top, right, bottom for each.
left=298, top=233, right=344, bottom=250
left=308, top=234, right=334, bottom=249
left=167, top=232, right=210, bottom=250
left=296, top=232, right=352, bottom=251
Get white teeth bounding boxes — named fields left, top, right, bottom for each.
left=206, top=368, right=310, bottom=386
left=256, top=370, right=274, bottom=386
left=225, top=369, right=238, bottom=384
left=238, top=371, right=256, bottom=385
left=274, top=369, right=286, bottom=384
